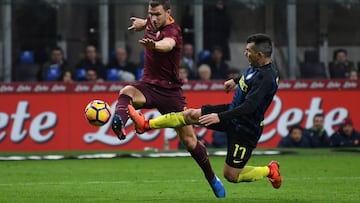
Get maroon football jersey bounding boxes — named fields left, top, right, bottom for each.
left=142, top=16, right=183, bottom=88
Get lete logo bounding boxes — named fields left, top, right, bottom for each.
left=260, top=96, right=348, bottom=142
left=0, top=101, right=57, bottom=143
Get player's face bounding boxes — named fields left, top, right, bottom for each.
left=244, top=42, right=261, bottom=67
left=148, top=5, right=170, bottom=30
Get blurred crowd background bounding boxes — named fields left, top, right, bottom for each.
left=1, top=0, right=360, bottom=83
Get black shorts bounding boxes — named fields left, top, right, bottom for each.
left=201, top=104, right=262, bottom=168
left=131, top=81, right=186, bottom=114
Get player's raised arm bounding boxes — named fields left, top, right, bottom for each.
left=128, top=17, right=147, bottom=31
left=139, top=37, right=175, bottom=53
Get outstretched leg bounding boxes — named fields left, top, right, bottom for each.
left=128, top=105, right=199, bottom=133
left=128, top=105, right=225, bottom=198
left=112, top=94, right=132, bottom=140
left=223, top=140, right=282, bottom=188
left=223, top=161, right=282, bottom=189
left=112, top=86, right=145, bottom=139
left=178, top=125, right=225, bottom=198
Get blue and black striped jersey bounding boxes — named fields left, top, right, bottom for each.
left=219, top=63, right=279, bottom=133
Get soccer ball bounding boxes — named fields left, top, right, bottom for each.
left=84, top=100, right=112, bottom=126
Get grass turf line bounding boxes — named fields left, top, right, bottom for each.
left=0, top=149, right=359, bottom=202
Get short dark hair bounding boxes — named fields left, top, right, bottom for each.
left=289, top=125, right=303, bottom=134
left=149, top=0, right=170, bottom=10
left=211, top=45, right=223, bottom=53
left=333, top=48, right=347, bottom=61
left=246, top=33, right=272, bottom=57
left=314, top=113, right=324, bottom=120
left=51, top=46, right=63, bottom=54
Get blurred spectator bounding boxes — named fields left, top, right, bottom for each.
left=330, top=117, right=360, bottom=147
left=179, top=63, right=189, bottom=83
left=226, top=68, right=241, bottom=80
left=278, top=125, right=311, bottom=148
left=181, top=43, right=197, bottom=79
left=119, top=71, right=136, bottom=82
left=204, top=0, right=231, bottom=61
left=211, top=130, right=227, bottom=148
left=86, top=69, right=100, bottom=82
left=203, top=46, right=229, bottom=80
left=198, top=64, right=212, bottom=81
left=348, top=69, right=358, bottom=80
left=299, top=50, right=327, bottom=79
left=329, top=49, right=355, bottom=79
left=38, top=46, right=69, bottom=81
left=75, top=45, right=105, bottom=81
left=303, top=114, right=330, bottom=147
left=59, top=70, right=74, bottom=83
left=106, top=47, right=137, bottom=81
left=180, top=4, right=194, bottom=44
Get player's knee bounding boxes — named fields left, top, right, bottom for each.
left=223, top=170, right=238, bottom=183
left=183, top=109, right=194, bottom=123
left=183, top=109, right=200, bottom=124
left=119, top=85, right=133, bottom=95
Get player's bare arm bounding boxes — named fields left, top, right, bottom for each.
left=128, top=17, right=147, bottom=31
left=139, top=37, right=176, bottom=53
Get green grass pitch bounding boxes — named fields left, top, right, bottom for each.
left=0, top=149, right=360, bottom=203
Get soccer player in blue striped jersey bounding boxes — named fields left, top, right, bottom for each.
left=129, top=33, right=282, bottom=189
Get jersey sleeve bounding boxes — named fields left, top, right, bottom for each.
left=218, top=99, right=257, bottom=121
left=161, top=25, right=181, bottom=43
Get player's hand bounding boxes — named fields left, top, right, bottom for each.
left=139, top=38, right=156, bottom=49
left=224, top=79, right=236, bottom=93
left=128, top=17, right=146, bottom=31
left=199, top=113, right=220, bottom=126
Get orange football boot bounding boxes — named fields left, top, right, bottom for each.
left=267, top=160, right=282, bottom=189
left=127, top=104, right=150, bottom=134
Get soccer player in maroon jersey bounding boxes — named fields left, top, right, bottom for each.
left=111, top=0, right=225, bottom=198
